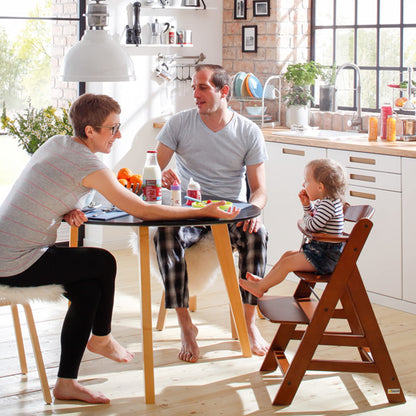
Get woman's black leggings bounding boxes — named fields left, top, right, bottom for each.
left=0, top=245, right=117, bottom=379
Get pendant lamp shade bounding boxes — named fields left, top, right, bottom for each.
left=61, top=30, right=136, bottom=82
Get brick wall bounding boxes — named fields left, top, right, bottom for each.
left=223, top=0, right=311, bottom=80
left=51, top=0, right=79, bottom=108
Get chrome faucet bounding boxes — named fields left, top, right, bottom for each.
left=333, top=63, right=362, bottom=131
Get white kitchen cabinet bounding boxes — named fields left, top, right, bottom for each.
left=328, top=149, right=402, bottom=299
left=401, top=157, right=416, bottom=303
left=264, top=142, right=326, bottom=265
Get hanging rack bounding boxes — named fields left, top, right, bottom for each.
left=157, top=52, right=206, bottom=65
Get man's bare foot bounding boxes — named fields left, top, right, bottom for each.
left=239, top=272, right=266, bottom=298
left=244, top=304, right=269, bottom=356
left=87, top=334, right=134, bottom=363
left=179, top=324, right=200, bottom=363
left=53, top=378, right=110, bottom=404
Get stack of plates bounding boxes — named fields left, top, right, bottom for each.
left=233, top=72, right=264, bottom=98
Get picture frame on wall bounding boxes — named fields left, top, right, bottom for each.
left=242, top=25, right=257, bottom=53
left=234, top=0, right=247, bottom=20
left=253, top=0, right=270, bottom=17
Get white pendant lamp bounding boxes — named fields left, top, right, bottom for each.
left=61, top=0, right=136, bottom=82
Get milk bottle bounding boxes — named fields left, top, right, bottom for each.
left=142, top=150, right=162, bottom=204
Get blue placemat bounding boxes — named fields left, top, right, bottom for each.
left=86, top=209, right=129, bottom=221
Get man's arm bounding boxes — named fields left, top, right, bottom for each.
left=156, top=142, right=180, bottom=188
left=237, top=162, right=267, bottom=233
left=246, top=162, right=267, bottom=210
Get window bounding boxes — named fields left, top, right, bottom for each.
left=311, top=0, right=416, bottom=112
left=0, top=0, right=83, bottom=201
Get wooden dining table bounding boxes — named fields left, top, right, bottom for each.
left=70, top=199, right=260, bottom=404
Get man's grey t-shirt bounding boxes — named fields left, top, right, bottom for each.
left=157, top=108, right=268, bottom=201
left=0, top=136, right=107, bottom=277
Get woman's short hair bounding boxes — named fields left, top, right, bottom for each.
left=194, top=64, right=232, bottom=102
left=306, top=158, right=347, bottom=201
left=69, top=93, right=121, bottom=139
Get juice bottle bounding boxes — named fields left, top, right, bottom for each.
left=368, top=117, right=378, bottom=141
left=380, top=104, right=393, bottom=140
left=386, top=116, right=397, bottom=142
left=142, top=150, right=162, bottom=204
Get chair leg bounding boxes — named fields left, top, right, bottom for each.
left=156, top=292, right=167, bottom=331
left=10, top=304, right=28, bottom=374
left=229, top=307, right=238, bottom=340
left=189, top=296, right=197, bottom=312
left=23, top=304, right=52, bottom=404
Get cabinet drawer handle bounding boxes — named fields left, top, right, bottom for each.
left=349, top=156, right=376, bottom=165
left=350, top=173, right=376, bottom=183
left=350, top=190, right=376, bottom=200
left=282, top=148, right=305, bottom=156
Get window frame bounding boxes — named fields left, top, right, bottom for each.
left=311, top=0, right=416, bottom=113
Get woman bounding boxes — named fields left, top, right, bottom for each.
left=0, top=93, right=238, bottom=404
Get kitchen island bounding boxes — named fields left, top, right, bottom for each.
left=261, top=127, right=416, bottom=315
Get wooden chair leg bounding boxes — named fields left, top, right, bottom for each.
left=189, top=295, right=197, bottom=312
left=23, top=304, right=52, bottom=404
left=156, top=292, right=167, bottom=331
left=229, top=307, right=238, bottom=339
left=11, top=304, right=28, bottom=374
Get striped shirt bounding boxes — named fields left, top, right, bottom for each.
left=0, top=135, right=106, bottom=277
left=303, top=198, right=344, bottom=235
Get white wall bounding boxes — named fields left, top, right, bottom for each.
left=84, top=0, right=223, bottom=249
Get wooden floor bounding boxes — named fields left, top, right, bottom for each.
left=1, top=248, right=416, bottom=415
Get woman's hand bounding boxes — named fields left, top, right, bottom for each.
left=199, top=201, right=240, bottom=219
left=64, top=209, right=88, bottom=227
left=161, top=169, right=180, bottom=189
left=298, top=189, right=310, bottom=206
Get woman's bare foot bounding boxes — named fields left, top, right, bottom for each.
left=53, top=378, right=110, bottom=404
left=87, top=334, right=134, bottom=363
left=179, top=324, right=200, bottom=363
left=244, top=304, right=269, bottom=356
left=239, top=272, right=266, bottom=298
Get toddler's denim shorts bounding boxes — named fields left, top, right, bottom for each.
left=302, top=240, right=343, bottom=275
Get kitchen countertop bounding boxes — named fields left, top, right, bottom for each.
left=262, top=127, right=416, bottom=158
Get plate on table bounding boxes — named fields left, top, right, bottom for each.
left=233, top=72, right=247, bottom=97
left=192, top=200, right=233, bottom=211
left=246, top=74, right=263, bottom=98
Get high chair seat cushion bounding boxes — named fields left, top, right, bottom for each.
left=0, top=284, right=65, bottom=305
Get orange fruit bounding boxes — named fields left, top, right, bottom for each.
left=118, top=178, right=128, bottom=187
left=128, top=174, right=143, bottom=191
left=117, top=167, right=133, bottom=180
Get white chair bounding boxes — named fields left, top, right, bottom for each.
left=0, top=284, right=65, bottom=404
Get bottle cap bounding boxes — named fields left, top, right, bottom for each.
left=171, top=180, right=181, bottom=190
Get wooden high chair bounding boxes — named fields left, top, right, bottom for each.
left=258, top=204, right=406, bottom=406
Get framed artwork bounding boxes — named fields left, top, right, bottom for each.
left=242, top=25, right=257, bottom=53
left=253, top=0, right=270, bottom=17
left=234, top=0, right=247, bottom=20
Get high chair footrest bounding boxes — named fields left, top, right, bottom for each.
left=258, top=295, right=317, bottom=324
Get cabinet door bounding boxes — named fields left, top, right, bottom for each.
left=264, top=142, right=326, bottom=265
left=402, top=157, right=416, bottom=303
left=328, top=149, right=402, bottom=299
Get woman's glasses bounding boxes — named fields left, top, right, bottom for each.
left=95, top=123, right=121, bottom=135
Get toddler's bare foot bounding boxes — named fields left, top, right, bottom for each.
left=179, top=324, right=200, bottom=363
left=87, top=334, right=134, bottom=363
left=239, top=277, right=266, bottom=298
left=53, top=378, right=110, bottom=404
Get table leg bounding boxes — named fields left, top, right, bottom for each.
left=210, top=223, right=252, bottom=357
left=138, top=226, right=156, bottom=404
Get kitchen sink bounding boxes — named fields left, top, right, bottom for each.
left=272, top=129, right=367, bottom=140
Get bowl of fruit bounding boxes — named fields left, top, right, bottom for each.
left=191, top=200, right=233, bottom=211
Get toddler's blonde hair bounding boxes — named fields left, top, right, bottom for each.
left=306, top=159, right=347, bottom=201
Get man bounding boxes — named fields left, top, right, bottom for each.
left=154, top=64, right=269, bottom=362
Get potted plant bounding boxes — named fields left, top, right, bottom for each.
left=283, top=61, right=322, bottom=127
left=1, top=101, right=73, bottom=155
left=319, top=64, right=337, bottom=112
